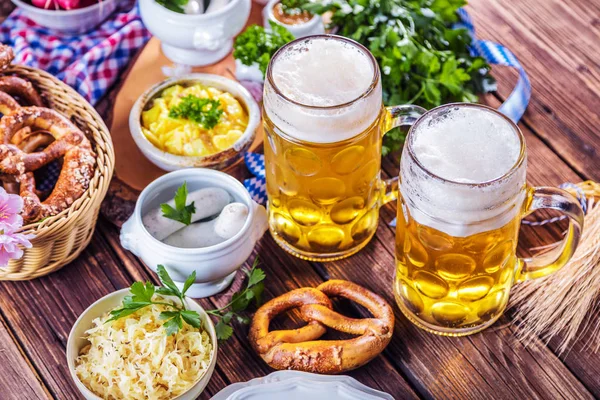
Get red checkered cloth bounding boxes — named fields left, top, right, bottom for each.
left=0, top=1, right=150, bottom=105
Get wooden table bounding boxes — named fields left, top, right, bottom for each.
left=1, top=0, right=600, bottom=399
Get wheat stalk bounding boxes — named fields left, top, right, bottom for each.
left=510, top=181, right=600, bottom=354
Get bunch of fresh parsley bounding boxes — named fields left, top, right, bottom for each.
left=107, top=265, right=201, bottom=336
left=301, top=0, right=495, bottom=154
left=169, top=96, right=223, bottom=130
left=161, top=181, right=196, bottom=226
left=233, top=21, right=295, bottom=77
left=108, top=259, right=266, bottom=340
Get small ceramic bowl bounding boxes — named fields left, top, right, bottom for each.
left=263, top=0, right=325, bottom=38
left=120, top=168, right=268, bottom=298
left=139, top=0, right=250, bottom=66
left=67, top=288, right=218, bottom=400
left=129, top=73, right=260, bottom=172
left=12, top=0, right=119, bottom=34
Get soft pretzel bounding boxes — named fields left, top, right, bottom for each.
left=249, top=280, right=394, bottom=374
left=0, top=44, right=14, bottom=71
left=0, top=107, right=95, bottom=223
left=0, top=91, right=20, bottom=115
left=0, top=76, right=44, bottom=107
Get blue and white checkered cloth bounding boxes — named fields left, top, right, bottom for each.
left=456, top=8, right=531, bottom=123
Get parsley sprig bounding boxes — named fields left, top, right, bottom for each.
left=233, top=21, right=295, bottom=77
left=155, top=0, right=188, bottom=13
left=206, top=258, right=266, bottom=340
left=169, top=96, right=223, bottom=130
left=107, top=259, right=267, bottom=340
left=107, top=266, right=200, bottom=336
left=161, top=181, right=196, bottom=226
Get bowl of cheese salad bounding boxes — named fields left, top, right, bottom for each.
left=67, top=288, right=217, bottom=400
left=130, top=73, right=260, bottom=171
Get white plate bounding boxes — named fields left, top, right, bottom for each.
left=212, top=371, right=394, bottom=400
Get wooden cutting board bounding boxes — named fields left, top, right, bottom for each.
left=101, top=4, right=265, bottom=226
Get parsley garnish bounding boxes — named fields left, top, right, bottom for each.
left=155, top=0, right=188, bottom=13
left=281, top=0, right=309, bottom=14
left=106, top=266, right=200, bottom=336
left=168, top=96, right=223, bottom=130
left=233, top=21, right=295, bottom=77
left=107, top=258, right=267, bottom=340
left=206, top=258, right=266, bottom=341
left=161, top=181, right=196, bottom=226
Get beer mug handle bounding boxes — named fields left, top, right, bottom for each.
left=516, top=186, right=584, bottom=281
left=381, top=105, right=427, bottom=204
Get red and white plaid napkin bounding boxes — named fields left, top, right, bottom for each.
left=0, top=1, right=150, bottom=105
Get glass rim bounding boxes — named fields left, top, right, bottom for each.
left=266, top=34, right=380, bottom=110
left=405, top=103, right=526, bottom=188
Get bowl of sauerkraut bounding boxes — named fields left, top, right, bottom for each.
left=66, top=288, right=217, bottom=400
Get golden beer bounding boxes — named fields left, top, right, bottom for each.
left=394, top=104, right=584, bottom=336
left=264, top=111, right=382, bottom=259
left=263, top=35, right=424, bottom=261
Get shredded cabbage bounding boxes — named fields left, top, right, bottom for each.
left=75, top=296, right=213, bottom=400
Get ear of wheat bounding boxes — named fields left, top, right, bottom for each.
left=510, top=181, right=600, bottom=354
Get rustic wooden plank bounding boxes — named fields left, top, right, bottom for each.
left=466, top=0, right=600, bottom=181
left=0, top=313, right=52, bottom=400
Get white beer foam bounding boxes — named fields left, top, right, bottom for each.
left=400, top=106, right=526, bottom=237
left=264, top=37, right=382, bottom=143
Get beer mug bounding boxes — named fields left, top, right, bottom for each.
left=263, top=35, right=424, bottom=261
left=394, top=103, right=584, bottom=336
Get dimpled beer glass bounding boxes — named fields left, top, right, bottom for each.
left=394, top=103, right=584, bottom=336
left=263, top=35, right=424, bottom=261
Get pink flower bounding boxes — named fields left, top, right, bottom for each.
left=0, top=187, right=34, bottom=267
left=0, top=187, right=23, bottom=231
left=0, top=233, right=33, bottom=266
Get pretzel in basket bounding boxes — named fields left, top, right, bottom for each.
left=0, top=107, right=95, bottom=223
left=249, top=280, right=395, bottom=374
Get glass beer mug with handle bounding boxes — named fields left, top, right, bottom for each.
left=394, top=103, right=584, bottom=336
left=263, top=35, right=425, bottom=261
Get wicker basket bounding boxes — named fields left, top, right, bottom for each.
left=0, top=65, right=115, bottom=280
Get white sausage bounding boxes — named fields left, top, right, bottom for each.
left=214, top=203, right=249, bottom=240
left=142, top=187, right=230, bottom=241
left=163, top=219, right=226, bottom=248
left=163, top=202, right=249, bottom=248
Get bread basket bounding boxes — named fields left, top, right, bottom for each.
left=0, top=65, right=114, bottom=280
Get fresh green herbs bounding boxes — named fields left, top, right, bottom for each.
left=233, top=21, right=295, bottom=77
left=303, top=0, right=494, bottom=154
left=281, top=0, right=310, bottom=14
left=155, top=0, right=188, bottom=13
left=107, top=266, right=200, bottom=336
left=161, top=181, right=196, bottom=226
left=169, top=96, right=223, bottom=130
left=107, top=258, right=267, bottom=340
left=206, top=258, right=266, bottom=340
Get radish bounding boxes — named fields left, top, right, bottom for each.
left=55, top=0, right=82, bottom=10
left=31, top=0, right=57, bottom=9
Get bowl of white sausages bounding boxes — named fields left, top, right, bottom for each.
left=120, top=168, right=268, bottom=298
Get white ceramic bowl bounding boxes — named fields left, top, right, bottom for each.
left=67, top=288, right=218, bottom=400
left=129, top=73, right=260, bottom=172
left=139, top=0, right=250, bottom=66
left=120, top=168, right=268, bottom=298
left=263, top=0, right=325, bottom=38
left=12, top=0, right=119, bottom=34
